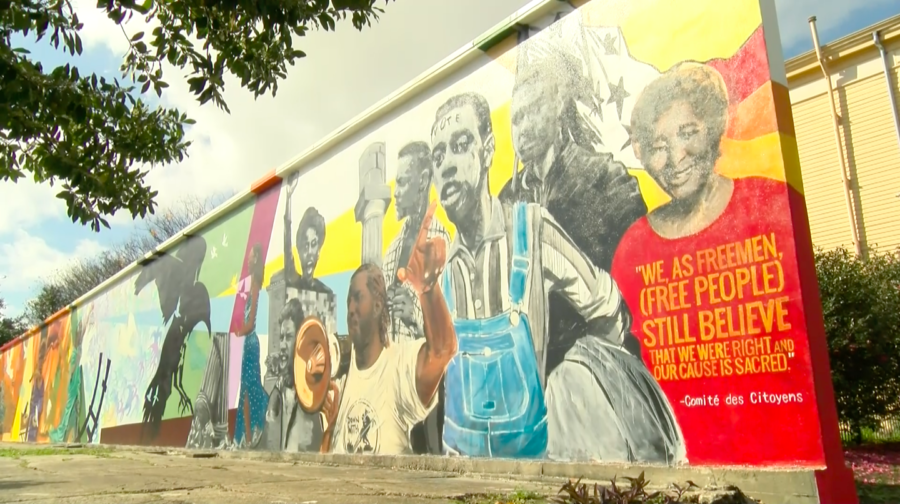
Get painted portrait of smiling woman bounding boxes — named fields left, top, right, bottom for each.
left=610, top=62, right=812, bottom=460
left=629, top=62, right=735, bottom=239
left=614, top=62, right=797, bottom=244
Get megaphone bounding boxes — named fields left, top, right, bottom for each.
left=293, top=316, right=332, bottom=413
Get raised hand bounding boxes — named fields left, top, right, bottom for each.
left=397, top=200, right=446, bottom=295
left=286, top=172, right=299, bottom=196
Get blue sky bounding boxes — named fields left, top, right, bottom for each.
left=0, top=0, right=897, bottom=318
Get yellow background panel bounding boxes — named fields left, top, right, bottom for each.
left=576, top=0, right=761, bottom=72
left=487, top=0, right=760, bottom=76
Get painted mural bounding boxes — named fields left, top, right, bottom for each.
left=0, top=0, right=833, bottom=468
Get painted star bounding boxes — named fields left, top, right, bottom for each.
left=210, top=246, right=218, bottom=259
left=607, top=76, right=630, bottom=121
left=620, top=124, right=633, bottom=152
left=588, top=94, right=604, bottom=123
left=601, top=33, right=618, bottom=55
left=221, top=233, right=228, bottom=247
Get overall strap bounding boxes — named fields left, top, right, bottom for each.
left=441, top=263, right=455, bottom=316
left=509, top=202, right=531, bottom=307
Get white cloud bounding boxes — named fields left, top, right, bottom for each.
left=773, top=0, right=895, bottom=53
left=71, top=0, right=142, bottom=54
left=0, top=229, right=106, bottom=295
left=0, top=177, right=67, bottom=235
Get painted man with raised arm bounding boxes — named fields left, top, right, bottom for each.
left=320, top=203, right=457, bottom=455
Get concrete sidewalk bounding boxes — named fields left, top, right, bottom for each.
left=0, top=443, right=558, bottom=504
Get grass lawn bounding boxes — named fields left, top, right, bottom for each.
left=846, top=443, right=900, bottom=504
left=451, top=489, right=546, bottom=504
left=0, top=445, right=113, bottom=458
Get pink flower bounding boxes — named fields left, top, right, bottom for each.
left=845, top=445, right=900, bottom=484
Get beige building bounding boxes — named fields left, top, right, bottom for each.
left=787, top=14, right=900, bottom=255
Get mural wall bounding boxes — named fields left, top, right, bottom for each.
left=0, top=0, right=842, bottom=470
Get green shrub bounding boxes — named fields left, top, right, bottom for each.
left=815, top=247, right=900, bottom=444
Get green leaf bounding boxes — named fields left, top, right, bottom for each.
left=1, top=0, right=393, bottom=235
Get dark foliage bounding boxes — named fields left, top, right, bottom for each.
left=0, top=296, right=27, bottom=347
left=551, top=472, right=698, bottom=504
left=2, top=0, right=392, bottom=230
left=815, top=247, right=900, bottom=445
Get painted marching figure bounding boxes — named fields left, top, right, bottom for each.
left=383, top=141, right=451, bottom=346
left=321, top=202, right=457, bottom=455
left=500, top=51, right=649, bottom=367
left=382, top=140, right=451, bottom=454
left=283, top=174, right=333, bottom=297
left=233, top=244, right=269, bottom=449
left=264, top=297, right=325, bottom=452
left=262, top=173, right=337, bottom=452
left=430, top=91, right=684, bottom=463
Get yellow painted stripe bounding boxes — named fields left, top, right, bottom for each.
left=633, top=132, right=801, bottom=213
left=719, top=132, right=790, bottom=186
left=10, top=341, right=36, bottom=441
left=777, top=134, right=805, bottom=197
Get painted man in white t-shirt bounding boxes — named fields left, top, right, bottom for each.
left=320, top=202, right=457, bottom=454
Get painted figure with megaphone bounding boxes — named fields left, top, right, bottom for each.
left=288, top=309, right=348, bottom=450
left=295, top=200, right=458, bottom=454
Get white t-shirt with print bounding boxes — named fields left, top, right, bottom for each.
left=331, top=339, right=434, bottom=455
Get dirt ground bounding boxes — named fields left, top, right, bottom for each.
left=0, top=443, right=559, bottom=504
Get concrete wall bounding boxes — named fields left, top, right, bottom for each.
left=0, top=0, right=855, bottom=501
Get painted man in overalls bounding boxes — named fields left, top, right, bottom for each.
left=430, top=92, right=685, bottom=463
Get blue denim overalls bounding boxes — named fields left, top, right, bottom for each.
left=441, top=202, right=548, bottom=458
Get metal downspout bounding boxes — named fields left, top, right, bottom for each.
left=873, top=31, right=900, bottom=158
left=809, top=16, right=863, bottom=257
